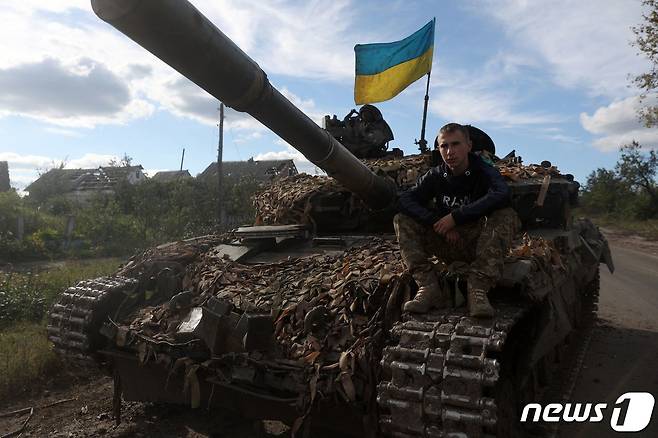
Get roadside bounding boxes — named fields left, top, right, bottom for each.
left=598, top=226, right=658, bottom=256
left=586, top=213, right=658, bottom=243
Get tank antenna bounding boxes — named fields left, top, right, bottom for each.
left=217, top=102, right=225, bottom=227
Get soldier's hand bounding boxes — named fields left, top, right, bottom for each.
left=445, top=229, right=461, bottom=245
left=433, top=214, right=456, bottom=235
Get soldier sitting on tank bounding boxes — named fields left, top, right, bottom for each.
left=394, top=123, right=520, bottom=318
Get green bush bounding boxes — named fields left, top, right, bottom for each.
left=4, top=174, right=260, bottom=262
left=0, top=258, right=121, bottom=328
left=74, top=197, right=143, bottom=256
left=0, top=273, right=47, bottom=325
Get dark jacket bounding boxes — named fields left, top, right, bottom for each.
left=398, top=153, right=510, bottom=226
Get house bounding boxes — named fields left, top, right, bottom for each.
left=198, top=158, right=297, bottom=183
left=151, top=170, right=192, bottom=182
left=25, top=165, right=146, bottom=203
left=0, top=161, right=9, bottom=192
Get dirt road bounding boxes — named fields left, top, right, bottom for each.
left=561, top=239, right=658, bottom=437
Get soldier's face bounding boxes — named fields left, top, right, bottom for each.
left=438, top=130, right=472, bottom=173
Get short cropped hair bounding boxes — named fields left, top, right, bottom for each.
left=438, top=123, right=470, bottom=144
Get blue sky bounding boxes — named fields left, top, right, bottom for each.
left=1, top=0, right=656, bottom=192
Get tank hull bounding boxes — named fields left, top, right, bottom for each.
left=48, top=219, right=610, bottom=437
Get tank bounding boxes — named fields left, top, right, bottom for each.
left=47, top=1, right=614, bottom=437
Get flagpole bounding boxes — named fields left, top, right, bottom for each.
left=417, top=71, right=431, bottom=153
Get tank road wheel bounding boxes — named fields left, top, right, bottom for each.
left=47, top=276, right=138, bottom=361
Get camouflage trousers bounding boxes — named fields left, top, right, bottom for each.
left=393, top=208, right=520, bottom=291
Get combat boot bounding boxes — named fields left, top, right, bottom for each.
left=467, top=287, right=495, bottom=318
left=404, top=270, right=449, bottom=313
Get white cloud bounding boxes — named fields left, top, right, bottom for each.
left=194, top=0, right=359, bottom=81
left=544, top=133, right=582, bottom=145
left=580, top=95, right=658, bottom=151
left=5, top=171, right=36, bottom=187
left=234, top=132, right=264, bottom=144
left=254, top=148, right=305, bottom=163
left=0, top=0, right=363, bottom=129
left=149, top=77, right=328, bottom=135
left=67, top=153, right=119, bottom=169
left=44, top=126, right=84, bottom=137
left=428, top=47, right=562, bottom=128
left=150, top=77, right=264, bottom=131
left=0, top=1, right=162, bottom=128
left=580, top=96, right=653, bottom=135
left=253, top=141, right=324, bottom=175
left=591, top=129, right=658, bottom=151
left=279, top=87, right=325, bottom=126
left=483, top=51, right=540, bottom=77
left=0, top=152, right=54, bottom=170
left=475, top=0, right=649, bottom=99
left=0, top=0, right=420, bottom=132
left=430, top=88, right=559, bottom=127
left=254, top=139, right=309, bottom=162
left=0, top=58, right=153, bottom=128
left=0, top=0, right=423, bottom=142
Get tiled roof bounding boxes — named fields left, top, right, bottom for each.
left=25, top=165, right=144, bottom=195
left=199, top=159, right=297, bottom=182
left=152, top=170, right=192, bottom=182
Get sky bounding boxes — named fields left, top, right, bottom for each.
left=1, top=0, right=656, bottom=193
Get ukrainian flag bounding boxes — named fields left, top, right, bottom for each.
left=354, top=19, right=435, bottom=105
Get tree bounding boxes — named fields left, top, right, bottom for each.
left=617, top=141, right=658, bottom=210
left=581, top=168, right=633, bottom=214
left=581, top=141, right=658, bottom=218
left=632, top=0, right=658, bottom=126
left=108, top=153, right=133, bottom=167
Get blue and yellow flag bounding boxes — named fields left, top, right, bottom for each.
left=354, top=19, right=435, bottom=105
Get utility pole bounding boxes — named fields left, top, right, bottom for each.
left=217, top=102, right=224, bottom=226
left=180, top=147, right=185, bottom=171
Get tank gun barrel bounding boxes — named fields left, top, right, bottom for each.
left=91, top=0, right=397, bottom=210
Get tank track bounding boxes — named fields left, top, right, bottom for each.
left=377, top=305, right=529, bottom=437
left=542, top=267, right=600, bottom=438
left=377, top=265, right=602, bottom=438
left=47, top=276, right=138, bottom=360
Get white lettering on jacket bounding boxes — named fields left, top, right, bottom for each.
left=441, top=195, right=470, bottom=209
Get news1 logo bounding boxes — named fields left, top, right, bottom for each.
left=521, top=392, right=655, bottom=432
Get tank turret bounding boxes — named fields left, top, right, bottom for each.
left=91, top=0, right=397, bottom=210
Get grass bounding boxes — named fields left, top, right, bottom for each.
left=581, top=213, right=658, bottom=241
left=0, top=322, right=60, bottom=401
left=0, top=258, right=121, bottom=402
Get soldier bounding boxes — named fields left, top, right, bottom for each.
left=394, top=123, right=520, bottom=317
